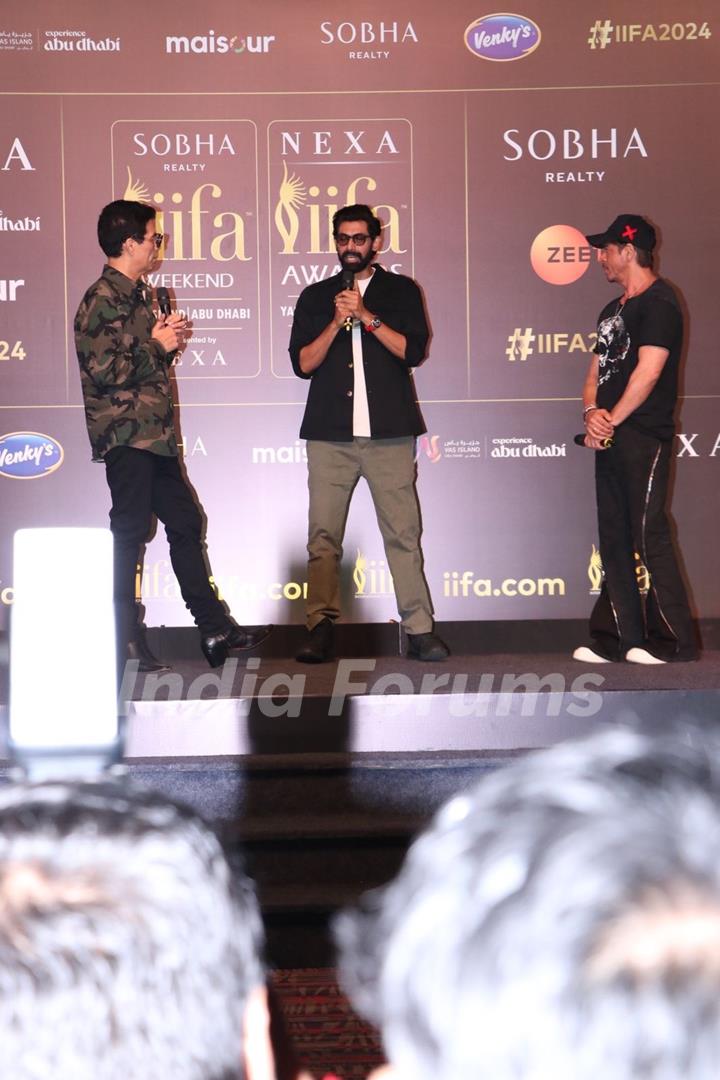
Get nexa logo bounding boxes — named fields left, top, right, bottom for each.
left=503, top=127, right=648, bottom=161
left=166, top=31, right=275, bottom=54
left=676, top=434, right=720, bottom=457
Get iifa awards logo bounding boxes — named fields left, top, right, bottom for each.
left=587, top=544, right=649, bottom=595
left=268, top=118, right=414, bottom=375
left=111, top=120, right=260, bottom=381
left=353, top=550, right=395, bottom=598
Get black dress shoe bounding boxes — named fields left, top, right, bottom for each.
left=126, top=637, right=171, bottom=674
left=406, top=631, right=450, bottom=661
left=201, top=624, right=272, bottom=669
left=296, top=618, right=334, bottom=664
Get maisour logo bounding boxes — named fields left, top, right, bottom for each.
left=252, top=441, right=307, bottom=465
left=166, top=31, right=275, bottom=54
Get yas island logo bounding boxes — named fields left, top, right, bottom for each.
left=353, top=550, right=395, bottom=598
left=587, top=544, right=649, bottom=595
left=416, top=434, right=442, bottom=463
left=531, top=224, right=592, bottom=285
left=269, top=118, right=413, bottom=372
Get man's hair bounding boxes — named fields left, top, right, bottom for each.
left=633, top=246, right=654, bottom=270
left=332, top=203, right=382, bottom=239
left=336, top=726, right=720, bottom=1080
left=97, top=199, right=156, bottom=257
left=0, top=778, right=264, bottom=1080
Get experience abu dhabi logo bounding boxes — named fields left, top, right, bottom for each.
left=43, top=29, right=120, bottom=52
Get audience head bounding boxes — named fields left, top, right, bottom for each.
left=0, top=778, right=270, bottom=1080
left=337, top=725, right=720, bottom=1080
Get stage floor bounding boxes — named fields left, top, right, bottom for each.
left=112, top=646, right=720, bottom=756
left=1, top=626, right=718, bottom=761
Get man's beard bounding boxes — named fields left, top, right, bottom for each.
left=339, top=248, right=375, bottom=274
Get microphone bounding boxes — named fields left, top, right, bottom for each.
left=340, top=268, right=354, bottom=331
left=155, top=287, right=177, bottom=365
left=574, top=434, right=614, bottom=448
left=156, top=286, right=172, bottom=317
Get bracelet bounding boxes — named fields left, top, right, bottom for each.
left=583, top=404, right=598, bottom=418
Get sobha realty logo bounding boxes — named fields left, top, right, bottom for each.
left=165, top=30, right=275, bottom=54
left=0, top=432, right=64, bottom=479
left=464, top=13, right=541, bottom=61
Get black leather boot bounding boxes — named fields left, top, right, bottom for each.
left=201, top=624, right=272, bottom=669
left=296, top=618, right=334, bottom=663
left=127, top=631, right=171, bottom=673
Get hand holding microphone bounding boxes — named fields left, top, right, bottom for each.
left=339, top=268, right=355, bottom=331
left=153, top=287, right=186, bottom=360
left=574, top=433, right=614, bottom=449
left=582, top=404, right=614, bottom=448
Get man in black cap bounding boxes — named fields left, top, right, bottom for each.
left=573, top=214, right=697, bottom=665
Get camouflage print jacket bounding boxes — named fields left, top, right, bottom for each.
left=74, top=265, right=177, bottom=461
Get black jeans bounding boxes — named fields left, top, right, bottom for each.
left=105, top=446, right=229, bottom=652
left=589, top=424, right=697, bottom=661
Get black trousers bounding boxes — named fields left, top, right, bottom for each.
left=105, top=446, right=229, bottom=653
left=589, top=424, right=697, bottom=661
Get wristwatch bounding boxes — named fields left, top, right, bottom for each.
left=364, top=316, right=382, bottom=332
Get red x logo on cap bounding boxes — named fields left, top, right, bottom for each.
left=622, top=224, right=638, bottom=241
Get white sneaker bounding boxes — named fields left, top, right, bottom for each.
left=625, top=647, right=667, bottom=665
left=572, top=645, right=613, bottom=663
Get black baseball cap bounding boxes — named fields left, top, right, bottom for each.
left=585, top=214, right=656, bottom=251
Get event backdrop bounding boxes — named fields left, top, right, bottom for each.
left=1, top=0, right=718, bottom=631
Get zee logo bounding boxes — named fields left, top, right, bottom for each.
left=0, top=432, right=64, bottom=479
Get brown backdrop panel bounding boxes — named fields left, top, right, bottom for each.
left=0, top=99, right=67, bottom=406
left=467, top=84, right=720, bottom=404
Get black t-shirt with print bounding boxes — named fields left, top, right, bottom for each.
left=595, top=278, right=683, bottom=441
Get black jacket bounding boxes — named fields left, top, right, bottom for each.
left=289, top=266, right=428, bottom=441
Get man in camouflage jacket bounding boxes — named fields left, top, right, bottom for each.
left=74, top=200, right=270, bottom=674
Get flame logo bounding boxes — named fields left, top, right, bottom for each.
left=275, top=161, right=307, bottom=255
left=123, top=167, right=150, bottom=203
left=353, top=549, right=367, bottom=596
left=588, top=544, right=603, bottom=594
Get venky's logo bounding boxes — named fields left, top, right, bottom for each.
left=0, top=432, right=64, bottom=479
left=464, top=14, right=541, bottom=61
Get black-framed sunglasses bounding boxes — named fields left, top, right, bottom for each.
left=132, top=232, right=164, bottom=249
left=335, top=233, right=371, bottom=246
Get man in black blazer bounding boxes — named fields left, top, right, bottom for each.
left=289, top=204, right=448, bottom=663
